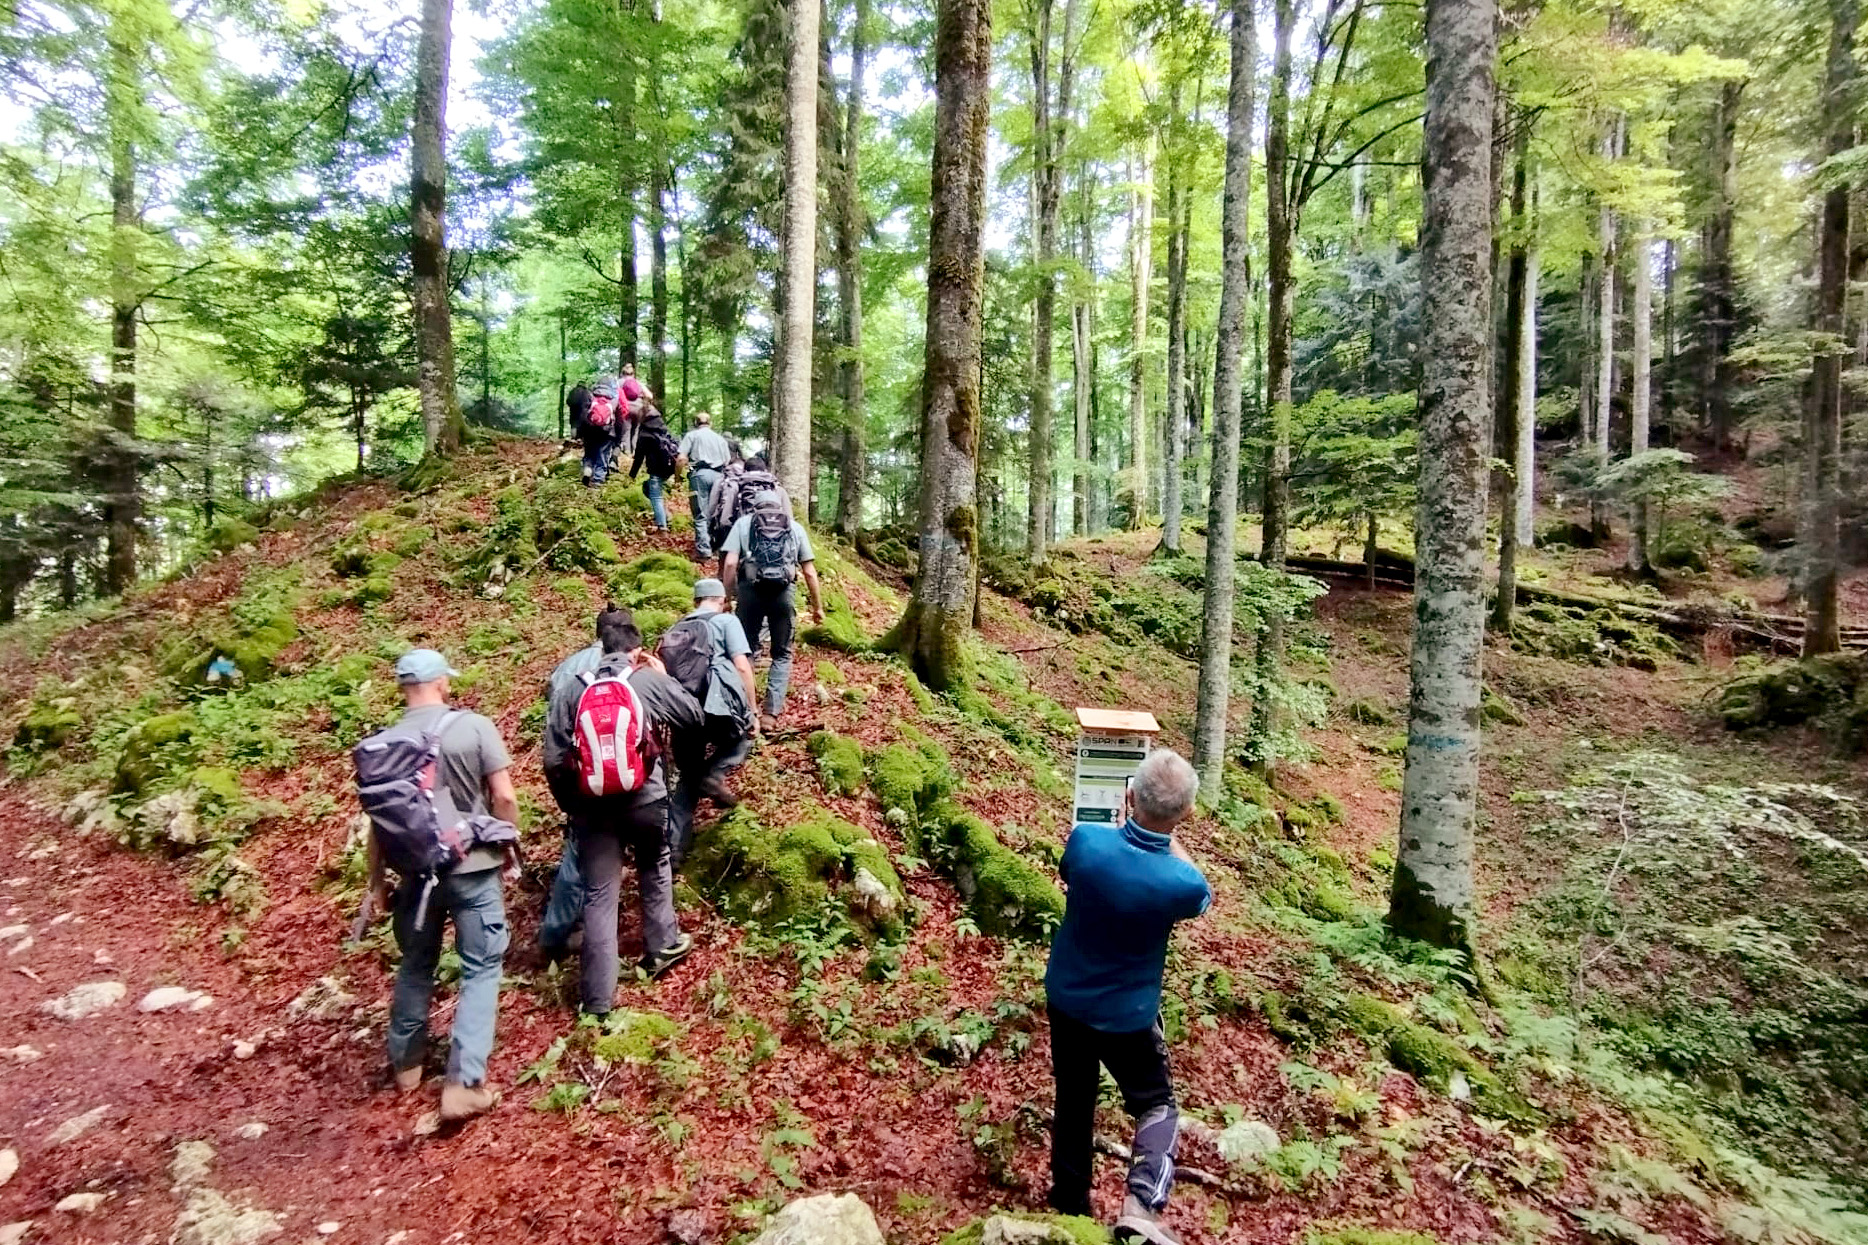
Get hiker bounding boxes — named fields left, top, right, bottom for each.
left=630, top=406, right=681, bottom=532
left=534, top=624, right=606, bottom=963
left=662, top=577, right=758, bottom=869
left=1043, top=748, right=1211, bottom=1244
left=359, top=648, right=522, bottom=1123
left=544, top=607, right=704, bottom=1012
left=705, top=444, right=747, bottom=569
left=677, top=411, right=732, bottom=560
left=721, top=490, right=824, bottom=731
left=617, top=363, right=653, bottom=461
left=576, top=381, right=624, bottom=487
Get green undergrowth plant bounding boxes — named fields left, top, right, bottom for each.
left=683, top=806, right=907, bottom=940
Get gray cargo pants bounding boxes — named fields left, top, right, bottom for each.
left=577, top=798, right=677, bottom=1016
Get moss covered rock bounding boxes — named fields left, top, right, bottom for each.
left=924, top=799, right=1064, bottom=940
left=114, top=711, right=199, bottom=795
left=808, top=730, right=865, bottom=796
left=14, top=700, right=82, bottom=752
left=683, top=807, right=905, bottom=938
left=204, top=516, right=260, bottom=553
left=939, top=1214, right=1107, bottom=1245
left=612, top=551, right=701, bottom=617
left=865, top=740, right=952, bottom=853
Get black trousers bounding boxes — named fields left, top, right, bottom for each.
left=1048, top=1006, right=1180, bottom=1217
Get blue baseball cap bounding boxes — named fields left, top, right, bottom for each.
left=394, top=648, right=460, bottom=684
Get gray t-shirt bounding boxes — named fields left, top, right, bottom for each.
left=677, top=427, right=731, bottom=470
left=399, top=703, right=512, bottom=873
left=683, top=607, right=752, bottom=720
left=723, top=515, right=815, bottom=584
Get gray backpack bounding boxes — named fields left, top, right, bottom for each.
left=746, top=496, right=799, bottom=584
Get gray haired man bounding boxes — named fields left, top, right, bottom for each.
left=1043, top=748, right=1211, bottom=1244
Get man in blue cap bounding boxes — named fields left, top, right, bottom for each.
left=366, top=648, right=521, bottom=1123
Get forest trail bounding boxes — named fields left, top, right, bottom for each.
left=0, top=438, right=1852, bottom=1245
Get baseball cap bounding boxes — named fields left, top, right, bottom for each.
left=394, top=648, right=460, bottom=684
left=693, top=578, right=727, bottom=601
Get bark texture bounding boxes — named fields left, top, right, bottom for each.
left=835, top=0, right=868, bottom=538
left=1700, top=81, right=1741, bottom=448
left=650, top=163, right=670, bottom=402
left=1127, top=143, right=1153, bottom=527
left=1026, top=0, right=1078, bottom=562
left=1191, top=0, right=1256, bottom=794
left=889, top=0, right=990, bottom=691
left=412, top=0, right=464, bottom=458
left=1515, top=244, right=1538, bottom=547
left=1805, top=0, right=1856, bottom=656
left=1162, top=102, right=1186, bottom=555
left=103, top=10, right=140, bottom=594
left=1072, top=175, right=1094, bottom=537
left=1492, top=127, right=1527, bottom=633
left=1389, top=0, right=1496, bottom=955
left=772, top=0, right=823, bottom=500
left=1261, top=0, right=1296, bottom=570
left=1628, top=222, right=1652, bottom=572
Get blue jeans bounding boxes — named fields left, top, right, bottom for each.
left=581, top=433, right=613, bottom=485
left=388, top=868, right=509, bottom=1087
left=538, top=833, right=584, bottom=953
left=644, top=475, right=669, bottom=530
left=737, top=581, right=796, bottom=717
left=689, top=468, right=721, bottom=556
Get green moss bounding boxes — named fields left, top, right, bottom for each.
left=1304, top=1229, right=1443, bottom=1245
left=808, top=730, right=865, bottom=796
left=392, top=525, right=435, bottom=558
left=205, top=516, right=260, bottom=553
left=185, top=766, right=244, bottom=816
left=114, top=711, right=199, bottom=795
left=815, top=660, right=846, bottom=686
left=940, top=1215, right=1107, bottom=1245
left=552, top=577, right=594, bottom=607
left=1343, top=698, right=1394, bottom=726
left=612, top=552, right=701, bottom=616
left=13, top=700, right=82, bottom=752
left=1480, top=686, right=1525, bottom=726
left=590, top=1009, right=682, bottom=1063
left=923, top=799, right=1064, bottom=940
left=866, top=742, right=953, bottom=853
left=800, top=586, right=870, bottom=653
left=683, top=807, right=905, bottom=938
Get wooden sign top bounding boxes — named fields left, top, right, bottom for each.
left=1074, top=707, right=1161, bottom=735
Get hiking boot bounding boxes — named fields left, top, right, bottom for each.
left=393, top=1065, right=423, bottom=1094
left=1114, top=1196, right=1183, bottom=1245
left=639, top=933, right=694, bottom=979
left=438, top=1082, right=500, bottom=1122
left=699, top=776, right=739, bottom=809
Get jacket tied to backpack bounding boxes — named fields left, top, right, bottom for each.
left=353, top=711, right=518, bottom=930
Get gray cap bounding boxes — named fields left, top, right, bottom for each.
left=693, top=577, right=727, bottom=601
left=394, top=648, right=460, bottom=684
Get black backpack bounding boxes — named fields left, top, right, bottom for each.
left=733, top=469, right=782, bottom=524
left=641, top=422, right=679, bottom=477
left=657, top=616, right=715, bottom=702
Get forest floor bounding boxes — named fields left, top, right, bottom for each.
left=0, top=437, right=1860, bottom=1245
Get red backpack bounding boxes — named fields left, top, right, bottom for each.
left=573, top=669, right=650, bottom=797
left=588, top=393, right=616, bottom=429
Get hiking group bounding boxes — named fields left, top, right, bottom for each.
left=352, top=439, right=1211, bottom=1244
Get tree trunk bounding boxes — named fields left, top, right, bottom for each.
left=835, top=0, right=868, bottom=538
left=479, top=278, right=492, bottom=415
left=887, top=0, right=990, bottom=691
left=772, top=0, right=822, bottom=500
left=412, top=0, right=464, bottom=458
left=650, top=162, right=670, bottom=402
left=1262, top=0, right=1296, bottom=569
left=1024, top=0, right=1073, bottom=563
left=1127, top=141, right=1153, bottom=528
left=1072, top=170, right=1094, bottom=537
left=558, top=314, right=568, bottom=441
left=1492, top=123, right=1528, bottom=633
left=1191, top=0, right=1256, bottom=794
left=1579, top=252, right=1597, bottom=451
left=1389, top=0, right=1497, bottom=957
left=1515, top=236, right=1539, bottom=546
left=1701, top=80, right=1740, bottom=449
left=1628, top=222, right=1653, bottom=572
left=1805, top=0, right=1856, bottom=656
left=103, top=11, right=140, bottom=595
left=1162, top=93, right=1186, bottom=556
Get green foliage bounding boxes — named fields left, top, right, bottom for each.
left=114, top=711, right=199, bottom=795
left=1510, top=602, right=1679, bottom=671
left=939, top=1215, right=1107, bottom=1245
left=683, top=807, right=905, bottom=939
left=866, top=739, right=954, bottom=853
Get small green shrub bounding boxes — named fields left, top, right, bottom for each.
left=114, top=711, right=199, bottom=795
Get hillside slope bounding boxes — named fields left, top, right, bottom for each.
left=0, top=437, right=1861, bottom=1245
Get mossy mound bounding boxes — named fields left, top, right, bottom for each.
left=166, top=577, right=303, bottom=686
left=940, top=1214, right=1107, bottom=1245
left=204, top=516, right=261, bottom=553
left=1304, top=1229, right=1444, bottom=1245
left=866, top=740, right=953, bottom=854
left=13, top=699, right=82, bottom=753
left=114, top=711, right=199, bottom=795
left=808, top=730, right=865, bottom=796
left=924, top=798, right=1065, bottom=940
left=612, top=551, right=700, bottom=616
left=683, top=807, right=906, bottom=938
left=1718, top=652, right=1868, bottom=751
left=1510, top=601, right=1678, bottom=671
left=589, top=1009, right=683, bottom=1064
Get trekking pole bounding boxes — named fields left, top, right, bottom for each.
left=348, top=890, right=376, bottom=943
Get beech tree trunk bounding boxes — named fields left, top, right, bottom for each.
left=1026, top=0, right=1078, bottom=562
left=1191, top=0, right=1256, bottom=794
left=1516, top=240, right=1539, bottom=547
left=1127, top=142, right=1153, bottom=527
left=888, top=0, right=990, bottom=691
left=1073, top=171, right=1094, bottom=537
left=1701, top=81, right=1741, bottom=449
left=1579, top=252, right=1597, bottom=451
left=772, top=0, right=822, bottom=500
left=1628, top=222, right=1653, bottom=572
left=1162, top=98, right=1186, bottom=555
left=835, top=0, right=868, bottom=538
left=1805, top=0, right=1856, bottom=656
left=1262, top=0, right=1296, bottom=569
left=1389, top=0, right=1497, bottom=956
left=412, top=0, right=465, bottom=458
left=1492, top=124, right=1528, bottom=633
left=103, top=9, right=140, bottom=594
left=650, top=163, right=670, bottom=402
